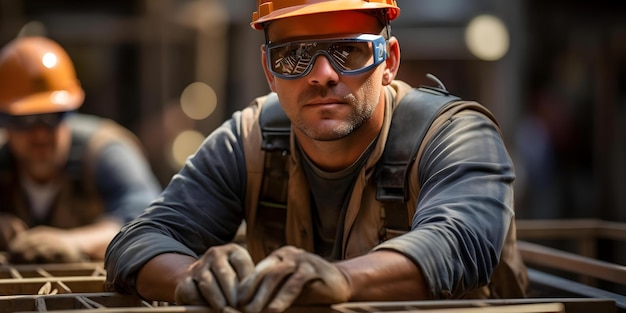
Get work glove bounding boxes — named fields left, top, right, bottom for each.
left=237, top=245, right=351, bottom=313
left=174, top=243, right=255, bottom=311
left=0, top=213, right=28, bottom=251
left=8, top=226, right=87, bottom=264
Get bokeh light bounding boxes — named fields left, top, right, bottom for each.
left=42, top=52, right=57, bottom=68
left=169, top=130, right=206, bottom=169
left=180, top=82, right=217, bottom=120
left=465, top=14, right=509, bottom=61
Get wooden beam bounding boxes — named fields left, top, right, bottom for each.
left=0, top=292, right=145, bottom=313
left=0, top=276, right=106, bottom=295
left=334, top=298, right=616, bottom=313
left=0, top=262, right=105, bottom=279
left=13, top=306, right=213, bottom=313
left=516, top=219, right=626, bottom=241
left=518, top=241, right=626, bottom=285
left=527, top=269, right=626, bottom=310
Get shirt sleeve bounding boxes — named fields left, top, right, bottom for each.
left=373, top=110, right=515, bottom=299
left=93, top=138, right=162, bottom=224
left=104, top=111, right=248, bottom=295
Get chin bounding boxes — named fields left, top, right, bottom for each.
left=27, top=163, right=60, bottom=183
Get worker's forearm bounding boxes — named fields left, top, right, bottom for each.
left=136, top=253, right=196, bottom=303
left=66, top=219, right=122, bottom=260
left=336, top=250, right=430, bottom=301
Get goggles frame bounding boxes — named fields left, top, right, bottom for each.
left=266, top=34, right=388, bottom=80
left=0, top=111, right=72, bottom=131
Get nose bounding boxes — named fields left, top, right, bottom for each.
left=307, top=54, right=339, bottom=85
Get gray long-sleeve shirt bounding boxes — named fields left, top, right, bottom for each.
left=105, top=86, right=516, bottom=298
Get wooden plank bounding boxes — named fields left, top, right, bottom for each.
left=516, top=219, right=601, bottom=240
left=335, top=303, right=565, bottom=313
left=516, top=219, right=626, bottom=241
left=13, top=306, right=213, bottom=313
left=518, top=241, right=626, bottom=285
left=6, top=302, right=570, bottom=313
left=596, top=221, right=626, bottom=240
left=527, top=269, right=626, bottom=311
left=516, top=218, right=626, bottom=287
left=0, top=262, right=105, bottom=279
left=0, top=276, right=106, bottom=295
left=1, top=293, right=618, bottom=313
left=335, top=298, right=616, bottom=313
left=0, top=292, right=145, bottom=313
left=14, top=304, right=566, bottom=313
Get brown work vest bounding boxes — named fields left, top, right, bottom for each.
left=241, top=81, right=528, bottom=299
left=0, top=115, right=144, bottom=229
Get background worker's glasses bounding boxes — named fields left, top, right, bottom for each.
left=266, top=34, right=388, bottom=80
left=0, top=111, right=72, bottom=131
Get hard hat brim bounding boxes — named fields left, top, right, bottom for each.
left=3, top=87, right=84, bottom=116
left=251, top=1, right=400, bottom=30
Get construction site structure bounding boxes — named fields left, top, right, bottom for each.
left=0, top=219, right=624, bottom=313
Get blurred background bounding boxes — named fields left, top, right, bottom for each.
left=0, top=0, right=624, bottom=273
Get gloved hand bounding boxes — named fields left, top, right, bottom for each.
left=8, top=226, right=87, bottom=264
left=237, top=245, right=351, bottom=313
left=0, top=213, right=28, bottom=251
left=174, top=243, right=255, bottom=311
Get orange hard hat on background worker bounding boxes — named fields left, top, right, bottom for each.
left=250, top=0, right=401, bottom=30
left=0, top=36, right=84, bottom=116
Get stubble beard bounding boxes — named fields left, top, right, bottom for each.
left=295, top=96, right=375, bottom=141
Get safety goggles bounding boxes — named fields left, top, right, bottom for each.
left=266, top=34, right=388, bottom=80
left=0, top=111, right=72, bottom=131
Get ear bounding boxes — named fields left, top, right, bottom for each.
left=260, top=45, right=277, bottom=92
left=382, top=37, right=400, bottom=85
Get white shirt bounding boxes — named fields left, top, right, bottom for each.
left=21, top=173, right=61, bottom=221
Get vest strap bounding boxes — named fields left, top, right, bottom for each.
left=259, top=93, right=290, bottom=207
left=375, top=86, right=460, bottom=231
left=260, top=93, right=290, bottom=152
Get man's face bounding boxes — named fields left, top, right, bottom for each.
left=5, top=112, right=72, bottom=182
left=262, top=11, right=397, bottom=142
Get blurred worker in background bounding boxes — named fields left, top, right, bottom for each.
left=0, top=36, right=162, bottom=264
left=106, top=1, right=527, bottom=312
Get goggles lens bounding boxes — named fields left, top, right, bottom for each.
left=266, top=34, right=388, bottom=79
left=0, top=112, right=71, bottom=131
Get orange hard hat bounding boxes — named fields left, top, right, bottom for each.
left=251, top=0, right=400, bottom=30
left=0, top=36, right=84, bottom=116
